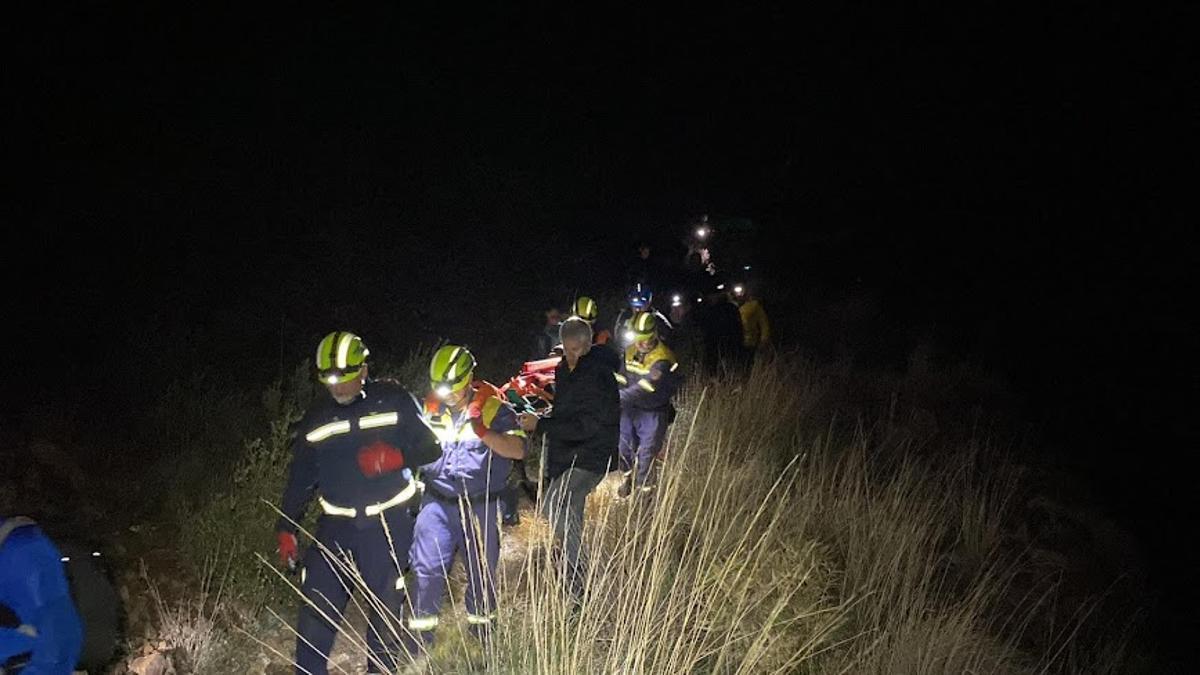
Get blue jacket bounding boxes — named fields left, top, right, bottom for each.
left=278, top=380, right=442, bottom=531
left=421, top=388, right=524, bottom=499
left=0, top=518, right=82, bottom=674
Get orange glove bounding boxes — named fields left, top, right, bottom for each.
left=468, top=404, right=489, bottom=439
left=277, top=531, right=298, bottom=568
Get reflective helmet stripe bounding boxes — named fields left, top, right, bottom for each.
left=335, top=332, right=355, bottom=369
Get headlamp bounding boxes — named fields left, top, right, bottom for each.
left=319, top=368, right=361, bottom=385
left=434, top=384, right=453, bottom=399
left=696, top=227, right=708, bottom=239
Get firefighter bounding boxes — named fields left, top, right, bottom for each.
left=572, top=295, right=612, bottom=346
left=615, top=312, right=681, bottom=497
left=408, top=346, right=526, bottom=647
left=572, top=295, right=621, bottom=372
left=275, top=332, right=441, bottom=675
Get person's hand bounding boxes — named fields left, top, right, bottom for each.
left=468, top=404, right=490, bottom=438
left=518, top=413, right=538, bottom=433
left=277, top=531, right=298, bottom=568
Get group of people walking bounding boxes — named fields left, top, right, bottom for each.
left=274, top=293, right=686, bottom=673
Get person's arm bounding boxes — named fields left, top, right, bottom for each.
left=399, top=391, right=444, bottom=467
left=277, top=426, right=317, bottom=534
left=619, top=360, right=679, bottom=408
left=477, top=399, right=526, bottom=459
left=12, top=535, right=83, bottom=674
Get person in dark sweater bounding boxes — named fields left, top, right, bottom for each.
left=518, top=317, right=619, bottom=593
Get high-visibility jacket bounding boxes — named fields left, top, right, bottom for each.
left=615, top=341, right=680, bottom=411
left=739, top=299, right=771, bottom=349
left=421, top=384, right=524, bottom=499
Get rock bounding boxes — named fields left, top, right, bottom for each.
left=128, top=651, right=175, bottom=675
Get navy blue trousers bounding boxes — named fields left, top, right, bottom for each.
left=295, top=509, right=414, bottom=674
left=619, top=408, right=670, bottom=486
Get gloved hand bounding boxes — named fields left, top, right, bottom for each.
left=467, top=401, right=489, bottom=439
left=277, top=531, right=298, bottom=569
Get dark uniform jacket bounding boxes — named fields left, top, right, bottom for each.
left=277, top=380, right=442, bottom=532
left=539, top=350, right=620, bottom=480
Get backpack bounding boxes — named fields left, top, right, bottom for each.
left=0, top=517, right=121, bottom=672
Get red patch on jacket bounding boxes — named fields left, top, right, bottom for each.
left=357, top=441, right=405, bottom=477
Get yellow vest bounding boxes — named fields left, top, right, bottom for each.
left=739, top=299, right=771, bottom=348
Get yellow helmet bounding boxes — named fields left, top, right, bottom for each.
left=429, top=345, right=476, bottom=398
left=315, top=332, right=369, bottom=384
left=572, top=296, right=598, bottom=322
left=630, top=311, right=657, bottom=340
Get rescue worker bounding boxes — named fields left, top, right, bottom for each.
left=736, top=282, right=772, bottom=366
left=615, top=312, right=681, bottom=497
left=276, top=332, right=441, bottom=675
left=518, top=317, right=619, bottom=596
left=615, top=285, right=673, bottom=349
left=0, top=516, right=83, bottom=674
left=408, top=346, right=526, bottom=647
left=572, top=295, right=621, bottom=372
left=571, top=296, right=611, bottom=346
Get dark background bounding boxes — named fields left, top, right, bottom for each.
left=3, top=1, right=1193, bottom=650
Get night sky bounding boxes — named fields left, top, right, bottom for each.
left=4, top=2, right=1193, bottom=621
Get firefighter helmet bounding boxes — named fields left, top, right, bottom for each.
left=630, top=311, right=657, bottom=339
left=430, top=345, right=476, bottom=398
left=572, top=296, right=598, bottom=322
left=315, top=332, right=370, bottom=384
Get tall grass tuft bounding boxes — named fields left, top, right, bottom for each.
left=247, top=351, right=1135, bottom=673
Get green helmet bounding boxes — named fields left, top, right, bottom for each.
left=631, top=311, right=657, bottom=339
left=430, top=345, right=476, bottom=398
left=572, top=296, right=598, bottom=323
left=315, top=331, right=370, bottom=384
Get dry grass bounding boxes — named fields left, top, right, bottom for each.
left=235, top=352, right=1135, bottom=674
left=140, top=557, right=231, bottom=673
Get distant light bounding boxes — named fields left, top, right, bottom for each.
left=733, top=285, right=744, bottom=296
left=743, top=265, right=752, bottom=271
left=716, top=284, right=725, bottom=290
left=696, top=297, right=703, bottom=303
left=61, top=556, right=70, bottom=563
left=671, top=294, right=682, bottom=307
left=92, top=551, right=101, bottom=557
left=695, top=227, right=708, bottom=239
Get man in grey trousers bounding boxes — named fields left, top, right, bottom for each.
left=518, top=317, right=620, bottom=594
